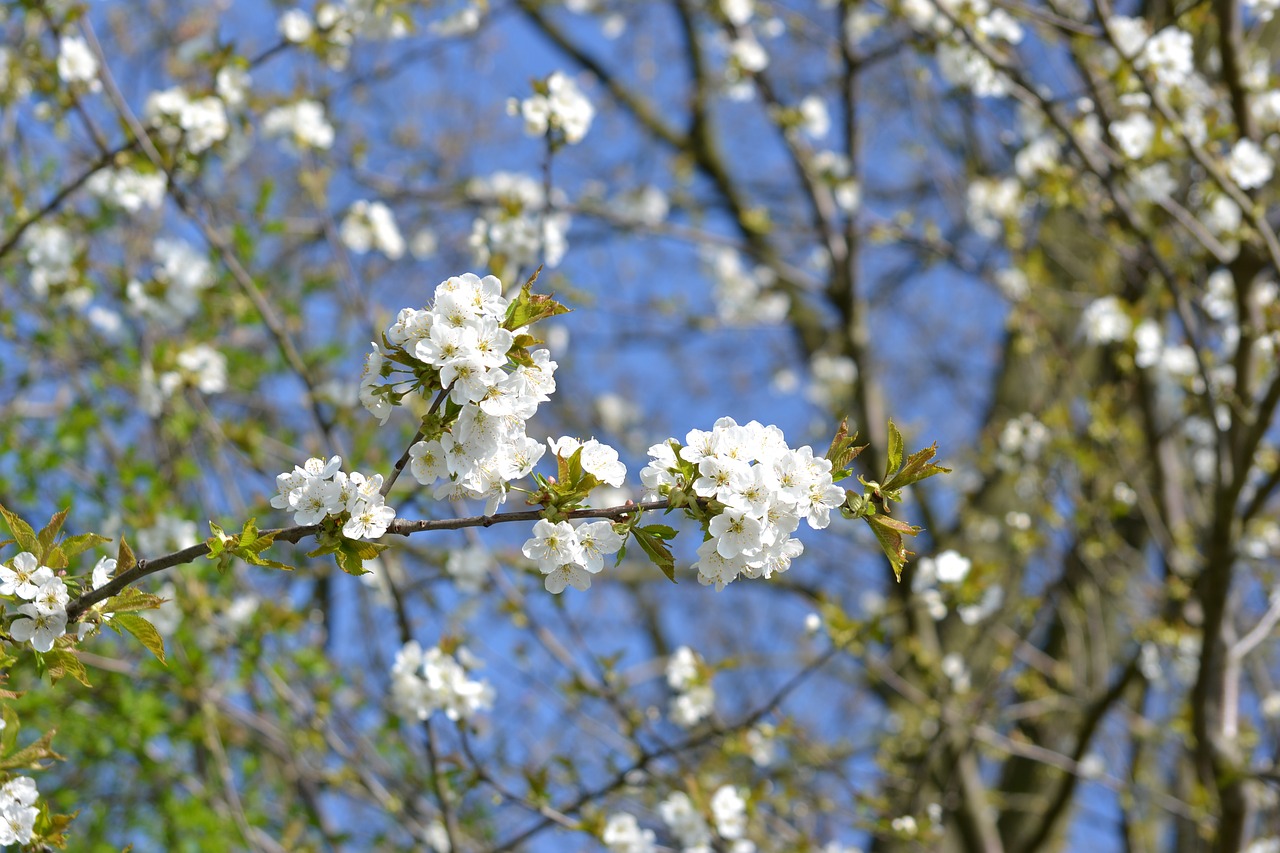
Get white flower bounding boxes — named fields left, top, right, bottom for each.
left=1110, top=113, right=1154, bottom=160
left=1081, top=296, right=1132, bottom=344
left=710, top=786, right=748, bottom=840
left=409, top=439, right=450, bottom=485
left=10, top=603, right=67, bottom=652
left=340, top=200, right=406, bottom=259
left=603, top=812, right=656, bottom=853
left=671, top=681, right=715, bottom=727
left=659, top=792, right=712, bottom=850
left=86, top=167, right=166, bottom=213
left=798, top=94, right=830, bottom=138
left=92, top=556, right=116, bottom=591
left=33, top=577, right=68, bottom=616
left=342, top=497, right=396, bottom=540
left=709, top=508, right=765, bottom=558
left=57, top=36, right=100, bottom=90
left=0, top=776, right=39, bottom=845
left=0, top=552, right=53, bottom=600
left=263, top=100, right=335, bottom=151
left=933, top=549, right=972, bottom=583
left=279, top=9, right=315, bottom=42
left=892, top=815, right=919, bottom=836
left=216, top=66, right=251, bottom=107
left=543, top=562, right=594, bottom=593
left=514, top=71, right=594, bottom=144
left=1228, top=139, right=1274, bottom=190
left=720, top=0, right=754, bottom=25
left=391, top=641, right=495, bottom=722
left=574, top=521, right=624, bottom=573
left=175, top=344, right=228, bottom=394
left=178, top=96, right=229, bottom=154
left=522, top=519, right=582, bottom=571
left=666, top=646, right=701, bottom=690
left=1137, top=27, right=1193, bottom=88
left=746, top=724, right=777, bottom=766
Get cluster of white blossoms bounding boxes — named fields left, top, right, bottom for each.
left=138, top=343, right=229, bottom=417
left=271, top=455, right=397, bottom=540
left=640, top=418, right=846, bottom=591
left=0, top=777, right=41, bottom=846
left=810, top=150, right=861, bottom=213
left=126, top=238, right=215, bottom=328
left=665, top=645, right=715, bottom=728
left=145, top=87, right=231, bottom=156
left=602, top=812, right=657, bottom=853
left=467, top=171, right=571, bottom=270
left=366, top=273, right=558, bottom=514
left=262, top=100, right=335, bottom=152
left=604, top=789, right=754, bottom=853
left=340, top=199, right=405, bottom=260
left=56, top=35, right=99, bottom=91
left=1080, top=295, right=1133, bottom=345
left=1, top=553, right=69, bottom=653
left=653, top=786, right=754, bottom=853
left=277, top=1, right=408, bottom=70
left=896, top=0, right=1021, bottom=97
left=1228, top=138, right=1275, bottom=190
left=22, top=223, right=88, bottom=308
left=521, top=443, right=627, bottom=592
left=86, top=166, right=166, bottom=214
left=966, top=177, right=1023, bottom=239
left=510, top=71, right=595, bottom=145
left=390, top=640, right=494, bottom=723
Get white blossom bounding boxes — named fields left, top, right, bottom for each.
left=513, top=71, right=594, bottom=144
left=1228, top=139, right=1274, bottom=190
left=57, top=35, right=100, bottom=91
left=340, top=200, right=406, bottom=259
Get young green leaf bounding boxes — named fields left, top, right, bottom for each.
left=631, top=527, right=677, bottom=583
left=825, top=420, right=867, bottom=482
left=36, top=509, right=69, bottom=554
left=884, top=419, right=904, bottom=481
left=0, top=728, right=62, bottom=770
left=57, top=533, right=110, bottom=561
left=0, top=504, right=38, bottom=554
left=116, top=535, right=137, bottom=573
left=42, top=650, right=92, bottom=688
left=883, top=443, right=952, bottom=492
left=113, top=613, right=167, bottom=665
left=865, top=513, right=922, bottom=581
left=100, top=589, right=165, bottom=614
left=502, top=267, right=571, bottom=330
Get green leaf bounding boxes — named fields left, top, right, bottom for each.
left=335, top=539, right=388, bottom=576
left=502, top=267, right=571, bottom=330
left=117, top=535, right=137, bottom=573
left=865, top=513, right=922, bottom=581
left=42, top=650, right=91, bottom=688
left=113, top=613, right=167, bottom=665
left=0, top=504, right=38, bottom=554
left=883, top=443, right=952, bottom=492
left=0, top=727, right=61, bottom=770
left=57, top=533, right=109, bottom=560
left=99, top=588, right=165, bottom=614
left=884, top=419, right=904, bottom=480
left=639, top=524, right=677, bottom=540
left=631, top=527, right=677, bottom=583
left=825, top=419, right=866, bottom=481
left=36, top=509, right=69, bottom=554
